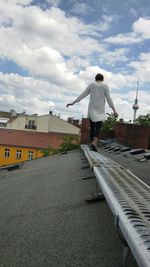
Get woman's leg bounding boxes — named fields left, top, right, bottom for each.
left=91, top=121, right=102, bottom=146
left=95, top=121, right=102, bottom=139
left=89, top=119, right=95, bottom=142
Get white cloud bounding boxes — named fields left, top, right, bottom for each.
left=112, top=90, right=150, bottom=121
left=105, top=32, right=142, bottom=45
left=71, top=2, right=90, bottom=15
left=99, top=48, right=129, bottom=65
left=78, top=65, right=128, bottom=90
left=128, top=53, right=150, bottom=81
left=0, top=2, right=106, bottom=94
left=105, top=17, right=150, bottom=45
left=0, top=72, right=62, bottom=114
left=100, top=15, right=118, bottom=31
left=66, top=56, right=90, bottom=71
left=0, top=1, right=149, bottom=122
left=0, top=2, right=117, bottom=80
left=0, top=2, right=106, bottom=87
left=132, top=17, right=150, bottom=39
left=0, top=69, right=149, bottom=121
left=0, top=3, right=104, bottom=56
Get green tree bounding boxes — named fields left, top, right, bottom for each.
left=59, top=135, right=80, bottom=152
left=42, top=135, right=80, bottom=157
left=42, top=146, right=58, bottom=156
left=136, top=114, right=150, bottom=126
left=102, top=113, right=118, bottom=131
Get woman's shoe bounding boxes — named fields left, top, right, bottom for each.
left=91, top=144, right=97, bottom=152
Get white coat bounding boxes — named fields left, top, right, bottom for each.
left=75, top=81, right=115, bottom=122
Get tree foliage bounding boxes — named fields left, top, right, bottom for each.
left=102, top=113, right=118, bottom=131
left=59, top=135, right=79, bottom=152
left=42, top=135, right=80, bottom=157
left=136, top=114, right=150, bottom=126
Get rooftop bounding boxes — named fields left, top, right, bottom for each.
left=0, top=146, right=149, bottom=266
left=97, top=141, right=150, bottom=186
left=0, top=128, right=78, bottom=149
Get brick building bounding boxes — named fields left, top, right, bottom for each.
left=80, top=118, right=150, bottom=149
left=0, top=128, right=79, bottom=166
left=114, top=123, right=150, bottom=149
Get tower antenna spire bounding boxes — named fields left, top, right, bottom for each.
left=132, top=76, right=139, bottom=122
left=136, top=75, right=139, bottom=99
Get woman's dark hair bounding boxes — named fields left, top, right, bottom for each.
left=95, top=73, right=104, bottom=81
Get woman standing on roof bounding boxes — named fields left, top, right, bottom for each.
left=66, top=73, right=118, bottom=151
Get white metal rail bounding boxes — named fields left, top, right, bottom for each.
left=81, top=145, right=150, bottom=267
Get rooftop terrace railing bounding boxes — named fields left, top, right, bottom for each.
left=81, top=144, right=150, bottom=267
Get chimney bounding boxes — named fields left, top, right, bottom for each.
left=67, top=117, right=73, bottom=124
left=72, top=119, right=79, bottom=127
left=10, top=109, right=17, bottom=117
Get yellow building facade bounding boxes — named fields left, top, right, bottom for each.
left=0, top=145, right=43, bottom=167
left=0, top=127, right=80, bottom=167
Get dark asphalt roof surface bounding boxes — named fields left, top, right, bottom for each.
left=97, top=142, right=150, bottom=186
left=0, top=148, right=142, bottom=267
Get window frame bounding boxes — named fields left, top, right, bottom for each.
left=4, top=148, right=10, bottom=158
left=28, top=151, right=34, bottom=160
left=16, top=150, right=22, bottom=159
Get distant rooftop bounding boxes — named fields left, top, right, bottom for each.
left=0, top=110, right=12, bottom=118
left=0, top=128, right=78, bottom=149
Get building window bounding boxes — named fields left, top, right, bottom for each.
left=16, top=150, right=22, bottom=159
left=25, top=120, right=36, bottom=130
left=5, top=149, right=10, bottom=158
left=0, top=122, right=7, bottom=127
left=28, top=151, right=33, bottom=160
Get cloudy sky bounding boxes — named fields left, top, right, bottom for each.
left=0, top=0, right=150, bottom=121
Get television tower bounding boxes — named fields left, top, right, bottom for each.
left=132, top=77, right=139, bottom=122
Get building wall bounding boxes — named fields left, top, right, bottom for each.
left=7, top=114, right=80, bottom=135
left=80, top=118, right=150, bottom=148
left=47, top=115, right=80, bottom=134
left=0, top=132, right=80, bottom=167
left=0, top=145, right=43, bottom=167
left=80, top=118, right=115, bottom=144
left=0, top=117, right=9, bottom=128
left=37, top=115, right=49, bottom=132
left=114, top=123, right=150, bottom=149
left=7, top=116, right=26, bottom=130
left=80, top=118, right=90, bottom=144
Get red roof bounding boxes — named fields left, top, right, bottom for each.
left=0, top=128, right=71, bottom=149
